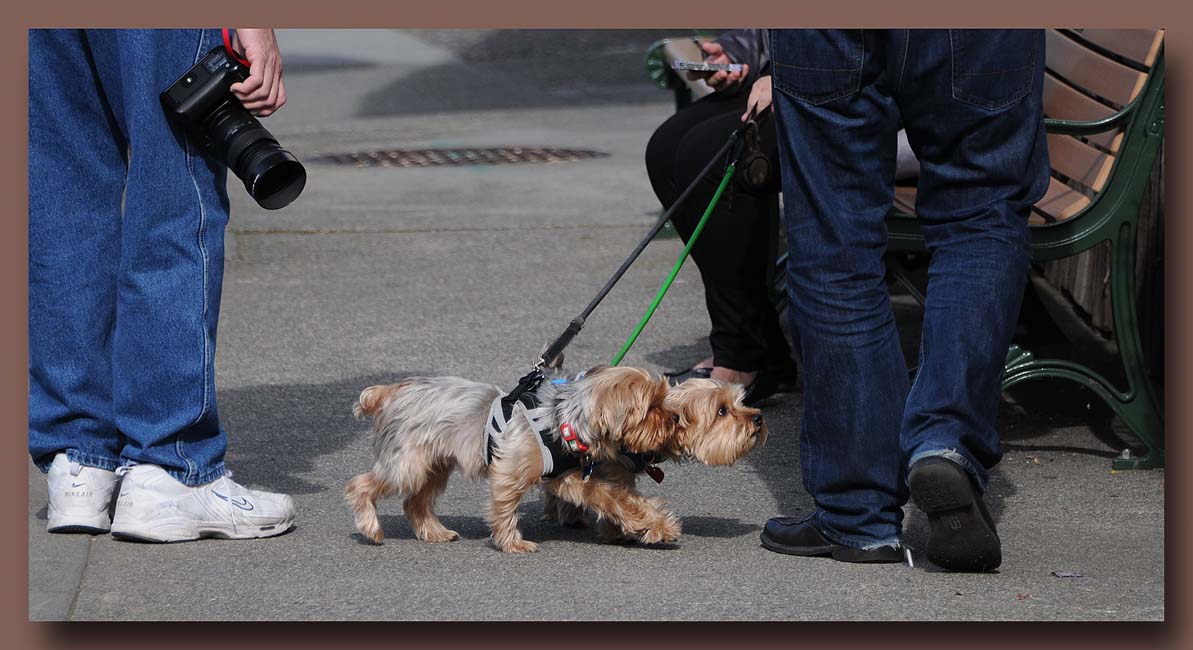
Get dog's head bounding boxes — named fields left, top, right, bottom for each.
left=665, top=378, right=766, bottom=465
left=557, top=365, right=682, bottom=461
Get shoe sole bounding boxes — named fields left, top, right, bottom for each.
left=47, top=524, right=110, bottom=535
left=909, top=459, right=1002, bottom=572
left=110, top=516, right=294, bottom=543
left=759, top=530, right=903, bottom=563
left=47, top=509, right=111, bottom=535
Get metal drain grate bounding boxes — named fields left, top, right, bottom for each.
left=310, top=147, right=609, bottom=168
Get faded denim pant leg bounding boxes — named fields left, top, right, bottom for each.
left=770, top=29, right=1050, bottom=548
left=29, top=29, right=232, bottom=486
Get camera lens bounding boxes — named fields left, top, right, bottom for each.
left=204, top=102, right=306, bottom=210
left=241, top=145, right=306, bottom=210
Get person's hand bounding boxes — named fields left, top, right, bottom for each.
left=684, top=41, right=749, bottom=92
left=742, top=75, right=773, bottom=122
left=228, top=29, right=286, bottom=117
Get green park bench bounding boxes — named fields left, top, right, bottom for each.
left=644, top=29, right=1165, bottom=469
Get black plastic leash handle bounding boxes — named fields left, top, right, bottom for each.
left=536, top=129, right=743, bottom=370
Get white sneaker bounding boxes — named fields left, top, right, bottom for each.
left=110, top=464, right=296, bottom=542
left=46, top=453, right=118, bottom=534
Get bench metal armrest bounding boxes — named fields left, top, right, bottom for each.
left=1044, top=95, right=1139, bottom=136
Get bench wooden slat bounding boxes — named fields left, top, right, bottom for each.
left=1045, top=29, right=1147, bottom=107
left=1032, top=177, right=1091, bottom=223
left=1071, top=29, right=1164, bottom=68
left=1044, top=73, right=1121, bottom=151
left=893, top=178, right=1091, bottom=226
left=1046, top=133, right=1115, bottom=193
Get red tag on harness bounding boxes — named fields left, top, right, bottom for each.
left=644, top=465, right=665, bottom=484
left=559, top=423, right=589, bottom=454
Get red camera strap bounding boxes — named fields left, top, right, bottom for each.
left=222, top=28, right=252, bottom=68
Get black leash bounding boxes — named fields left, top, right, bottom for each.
left=534, top=127, right=746, bottom=372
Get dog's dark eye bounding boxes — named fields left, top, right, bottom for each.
left=717, top=406, right=728, bottom=417
left=672, top=413, right=680, bottom=423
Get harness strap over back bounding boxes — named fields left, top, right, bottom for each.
left=484, top=370, right=582, bottom=480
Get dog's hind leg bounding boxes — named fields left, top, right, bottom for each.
left=404, top=462, right=459, bottom=543
left=345, top=471, right=397, bottom=544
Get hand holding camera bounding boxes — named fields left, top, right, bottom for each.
left=161, top=30, right=305, bottom=210
left=227, top=28, right=286, bottom=117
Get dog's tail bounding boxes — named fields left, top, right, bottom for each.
left=354, top=383, right=401, bottom=419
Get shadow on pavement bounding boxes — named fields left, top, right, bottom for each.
left=371, top=514, right=491, bottom=543
left=642, top=338, right=712, bottom=375
left=215, top=371, right=435, bottom=495
left=679, top=516, right=762, bottom=538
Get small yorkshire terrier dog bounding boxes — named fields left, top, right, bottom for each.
left=345, top=367, right=766, bottom=553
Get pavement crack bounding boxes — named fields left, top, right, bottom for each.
left=64, top=535, right=96, bottom=621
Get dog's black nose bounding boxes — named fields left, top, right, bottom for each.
left=752, top=414, right=764, bottom=426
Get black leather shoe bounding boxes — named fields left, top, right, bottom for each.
left=908, top=456, right=1002, bottom=572
left=744, top=361, right=800, bottom=405
left=760, top=517, right=904, bottom=563
left=742, top=371, right=779, bottom=406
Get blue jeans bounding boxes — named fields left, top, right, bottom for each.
left=29, top=29, right=231, bottom=486
left=770, top=30, right=1049, bottom=548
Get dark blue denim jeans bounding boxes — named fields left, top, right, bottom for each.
left=29, top=29, right=231, bottom=485
left=770, top=29, right=1049, bottom=549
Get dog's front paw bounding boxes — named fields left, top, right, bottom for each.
left=638, top=511, right=682, bottom=545
left=499, top=538, right=540, bottom=554
left=419, top=528, right=461, bottom=543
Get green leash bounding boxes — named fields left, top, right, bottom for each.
left=610, top=162, right=736, bottom=366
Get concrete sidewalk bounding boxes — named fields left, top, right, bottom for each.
left=28, top=30, right=1164, bottom=621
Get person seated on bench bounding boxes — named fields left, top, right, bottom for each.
left=645, top=29, right=918, bottom=403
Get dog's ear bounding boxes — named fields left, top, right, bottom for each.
left=592, top=369, right=679, bottom=456
left=663, top=383, right=695, bottom=430
left=572, top=367, right=647, bottom=457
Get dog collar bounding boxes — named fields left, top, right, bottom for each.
left=559, top=423, right=589, bottom=454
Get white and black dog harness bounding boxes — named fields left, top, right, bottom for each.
left=483, top=384, right=582, bottom=480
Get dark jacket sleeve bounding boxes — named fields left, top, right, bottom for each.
left=712, top=29, right=770, bottom=97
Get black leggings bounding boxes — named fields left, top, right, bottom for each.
left=645, top=92, right=793, bottom=373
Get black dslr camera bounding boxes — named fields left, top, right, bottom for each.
left=161, top=46, right=305, bottom=210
